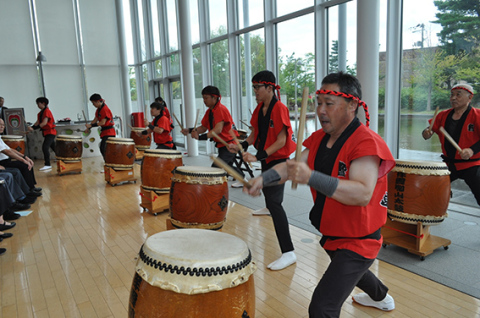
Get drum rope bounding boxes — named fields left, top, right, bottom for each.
left=382, top=225, right=424, bottom=239
left=139, top=191, right=157, bottom=202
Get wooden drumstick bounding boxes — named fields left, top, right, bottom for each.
left=172, top=113, right=184, bottom=130
left=240, top=120, right=253, bottom=130
left=428, top=106, right=440, bottom=131
left=439, top=126, right=462, bottom=152
left=210, top=131, right=229, bottom=148
left=210, top=155, right=252, bottom=189
left=229, top=130, right=253, bottom=168
left=292, top=87, right=309, bottom=190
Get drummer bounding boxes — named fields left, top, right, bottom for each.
left=154, top=96, right=172, bottom=126
left=140, top=102, right=176, bottom=150
left=27, top=97, right=57, bottom=171
left=422, top=83, right=480, bottom=207
left=181, top=85, right=244, bottom=178
left=85, top=93, right=116, bottom=159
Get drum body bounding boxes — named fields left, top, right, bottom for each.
left=2, top=135, right=25, bottom=154
left=130, top=127, right=151, bottom=150
left=237, top=129, right=247, bottom=141
left=387, top=160, right=451, bottom=225
left=129, top=229, right=256, bottom=318
left=141, top=149, right=183, bottom=192
left=105, top=137, right=136, bottom=170
left=170, top=166, right=228, bottom=230
left=55, top=135, right=83, bottom=162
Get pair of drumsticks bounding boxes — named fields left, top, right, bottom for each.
left=429, top=106, right=463, bottom=152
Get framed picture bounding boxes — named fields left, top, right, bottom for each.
left=3, top=108, right=27, bottom=135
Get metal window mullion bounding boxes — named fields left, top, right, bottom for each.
left=264, top=0, right=277, bottom=73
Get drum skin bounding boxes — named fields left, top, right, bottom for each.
left=169, top=167, right=228, bottom=230
left=2, top=135, right=25, bottom=154
left=141, top=149, right=183, bottom=192
left=105, top=138, right=136, bottom=169
left=130, top=127, right=151, bottom=150
left=129, top=272, right=255, bottom=318
left=55, top=135, right=83, bottom=162
left=387, top=160, right=451, bottom=225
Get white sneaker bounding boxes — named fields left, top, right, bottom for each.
left=252, top=208, right=270, bottom=216
left=231, top=181, right=244, bottom=188
left=352, top=293, right=395, bottom=311
left=39, top=166, right=52, bottom=171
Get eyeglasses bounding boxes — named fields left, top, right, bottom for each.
left=252, top=84, right=264, bottom=90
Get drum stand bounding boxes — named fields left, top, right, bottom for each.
left=57, top=160, right=82, bottom=175
left=135, top=148, right=145, bottom=160
left=381, top=218, right=451, bottom=260
left=104, top=166, right=137, bottom=186
left=139, top=187, right=169, bottom=216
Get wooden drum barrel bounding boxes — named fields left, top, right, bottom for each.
left=55, top=135, right=83, bottom=162
left=129, top=229, right=256, bottom=318
left=170, top=166, right=228, bottom=230
left=105, top=137, right=136, bottom=170
left=2, top=135, right=25, bottom=154
left=387, top=160, right=451, bottom=225
left=130, top=127, right=151, bottom=150
left=141, top=149, right=183, bottom=193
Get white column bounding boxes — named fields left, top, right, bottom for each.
left=356, top=0, right=380, bottom=132
left=177, top=0, right=198, bottom=156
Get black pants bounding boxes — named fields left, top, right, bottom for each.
left=449, top=165, right=480, bottom=206
left=43, top=134, right=56, bottom=166
left=0, top=158, right=36, bottom=190
left=309, top=248, right=388, bottom=318
left=156, top=143, right=177, bottom=150
left=212, top=146, right=244, bottom=178
left=99, top=136, right=112, bottom=160
left=0, top=184, right=14, bottom=216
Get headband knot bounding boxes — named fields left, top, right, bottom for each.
left=316, top=89, right=370, bottom=128
left=253, top=81, right=282, bottom=101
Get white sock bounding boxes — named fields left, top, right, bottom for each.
left=267, top=251, right=296, bottom=270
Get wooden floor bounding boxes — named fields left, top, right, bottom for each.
left=1, top=157, right=479, bottom=318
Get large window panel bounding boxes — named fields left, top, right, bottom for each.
left=238, top=0, right=263, bottom=29
left=239, top=29, right=265, bottom=129
left=122, top=0, right=134, bottom=65
left=277, top=14, right=315, bottom=139
left=150, top=0, right=161, bottom=57
left=166, top=0, right=178, bottom=51
left=209, top=0, right=227, bottom=38
left=276, top=0, right=313, bottom=17
left=136, top=0, right=146, bottom=61
left=211, top=40, right=231, bottom=112
left=190, top=0, right=200, bottom=44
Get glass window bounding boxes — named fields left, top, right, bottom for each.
left=211, top=40, right=231, bottom=112
left=169, top=53, right=180, bottom=75
left=142, top=64, right=150, bottom=110
left=129, top=66, right=138, bottom=110
left=166, top=0, right=178, bottom=51
left=193, top=47, right=203, bottom=97
left=239, top=29, right=265, bottom=129
left=150, top=0, right=161, bottom=57
left=190, top=0, right=200, bottom=44
left=154, top=58, right=162, bottom=79
left=122, top=0, right=134, bottom=65
left=238, top=0, right=263, bottom=29
left=277, top=14, right=315, bottom=139
left=276, top=0, right=313, bottom=18
left=137, top=0, right=146, bottom=61
left=209, top=0, right=227, bottom=38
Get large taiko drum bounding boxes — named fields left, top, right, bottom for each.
left=55, top=135, right=83, bottom=162
left=170, top=166, right=228, bottom=230
left=2, top=135, right=25, bottom=154
left=141, top=149, right=183, bottom=193
left=130, top=127, right=151, bottom=150
left=105, top=137, right=136, bottom=170
left=387, top=160, right=451, bottom=225
left=237, top=129, right=247, bottom=141
left=129, top=229, right=256, bottom=318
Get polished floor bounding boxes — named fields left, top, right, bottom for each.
left=0, top=156, right=479, bottom=318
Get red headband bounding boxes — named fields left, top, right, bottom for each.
left=452, top=86, right=474, bottom=96
left=253, top=81, right=282, bottom=101
left=316, top=89, right=370, bottom=128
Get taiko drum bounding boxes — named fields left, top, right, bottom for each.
left=55, top=135, right=83, bottom=162
left=129, top=229, right=256, bottom=318
left=387, top=160, right=451, bottom=225
left=105, top=137, right=136, bottom=170
left=237, top=129, right=247, bottom=141
left=130, top=127, right=151, bottom=150
left=141, top=149, right=183, bottom=192
left=169, top=166, right=228, bottom=230
left=2, top=135, right=25, bottom=154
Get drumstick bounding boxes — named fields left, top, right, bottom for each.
left=172, top=113, right=184, bottom=130
left=229, top=130, right=253, bottom=168
left=428, top=106, right=440, bottom=131
left=240, top=120, right=253, bottom=130
left=439, top=126, right=462, bottom=152
left=210, top=131, right=229, bottom=148
left=210, top=155, right=252, bottom=189
left=292, top=87, right=309, bottom=190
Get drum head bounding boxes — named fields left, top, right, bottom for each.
left=57, top=135, right=82, bottom=140
left=393, top=159, right=450, bottom=176
left=175, top=166, right=226, bottom=176
left=144, top=149, right=182, bottom=156
left=131, top=127, right=145, bottom=131
left=1, top=135, right=23, bottom=140
left=107, top=137, right=135, bottom=144
left=136, top=229, right=256, bottom=295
